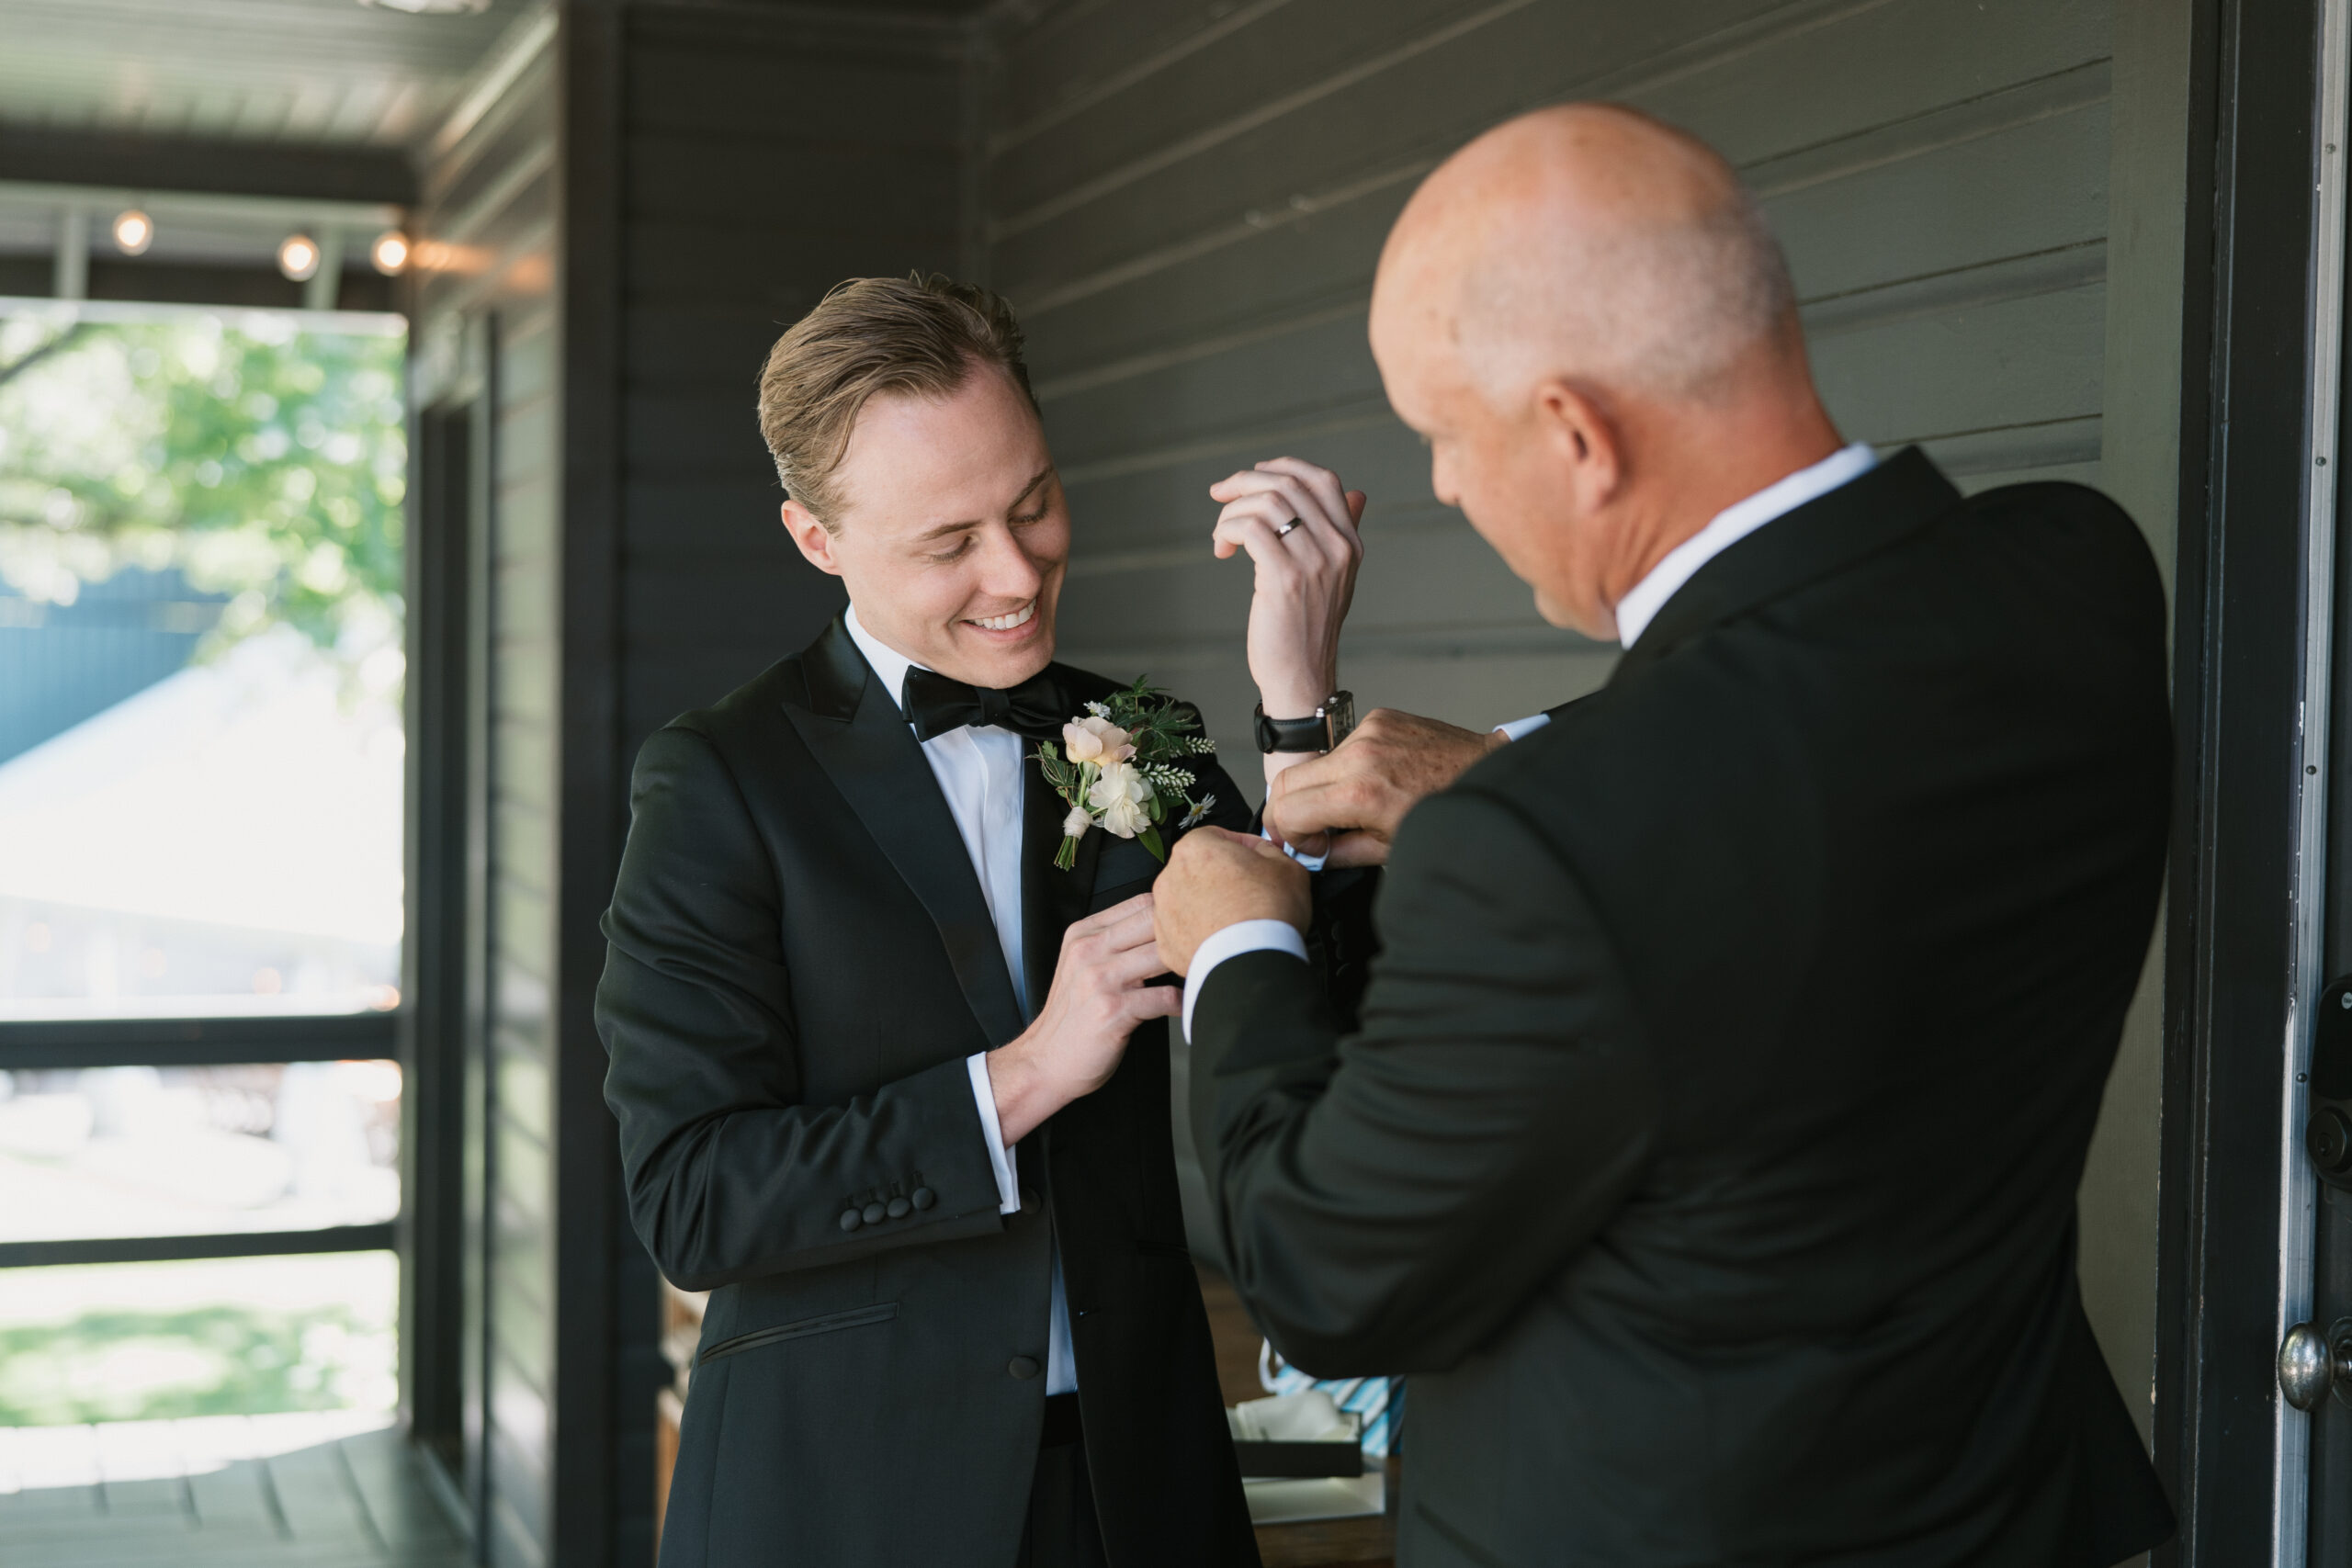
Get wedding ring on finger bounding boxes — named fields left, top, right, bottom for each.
left=1274, top=517, right=1302, bottom=538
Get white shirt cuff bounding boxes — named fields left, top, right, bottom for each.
left=966, top=1051, right=1021, bottom=1215
left=1182, top=919, right=1310, bottom=1042
left=1262, top=824, right=1328, bottom=873
left=1495, top=712, right=1552, bottom=741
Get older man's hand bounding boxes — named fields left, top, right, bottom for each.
left=1263, top=708, right=1510, bottom=868
left=1154, top=827, right=1311, bottom=976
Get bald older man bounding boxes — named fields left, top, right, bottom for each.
left=1155, top=106, right=2176, bottom=1565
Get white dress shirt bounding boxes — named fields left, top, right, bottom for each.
left=1611, top=442, right=1878, bottom=649
left=844, top=605, right=1078, bottom=1395
left=1183, top=443, right=1879, bottom=1035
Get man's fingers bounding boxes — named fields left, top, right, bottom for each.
left=1214, top=483, right=1334, bottom=550
left=1087, top=890, right=1153, bottom=928
left=1267, top=765, right=1386, bottom=862
left=1211, top=467, right=1327, bottom=515
left=1096, top=896, right=1161, bottom=952
left=1125, top=981, right=1183, bottom=1021
left=1107, top=940, right=1174, bottom=987
left=1318, top=829, right=1392, bottom=869
left=1213, top=468, right=1350, bottom=545
left=1210, top=511, right=1285, bottom=566
left=1213, top=508, right=1329, bottom=571
left=1280, top=827, right=1333, bottom=859
left=1254, top=457, right=1354, bottom=537
left=1170, top=824, right=1282, bottom=870
left=1068, top=891, right=1153, bottom=944
left=1265, top=773, right=1387, bottom=843
left=1266, top=744, right=1348, bottom=798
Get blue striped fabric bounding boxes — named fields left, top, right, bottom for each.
left=1259, top=1341, right=1398, bottom=1460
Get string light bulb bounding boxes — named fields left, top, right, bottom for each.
left=277, top=232, right=322, bottom=282
left=369, top=230, right=410, bottom=276
left=111, top=209, right=153, bottom=255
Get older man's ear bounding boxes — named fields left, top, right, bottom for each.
left=1152, top=827, right=1311, bottom=976
left=1261, top=708, right=1510, bottom=868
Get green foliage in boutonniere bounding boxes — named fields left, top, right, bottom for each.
left=1033, top=678, right=1218, bottom=870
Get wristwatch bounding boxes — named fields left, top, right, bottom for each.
left=1255, top=691, right=1355, bottom=753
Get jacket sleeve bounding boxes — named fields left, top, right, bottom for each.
left=596, top=724, right=1005, bottom=1292
left=1188, top=784, right=1662, bottom=1376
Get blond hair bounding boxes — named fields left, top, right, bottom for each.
left=755, top=273, right=1036, bottom=528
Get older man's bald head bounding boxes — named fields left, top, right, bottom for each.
left=1367, top=105, right=1838, bottom=638
left=1374, top=105, right=1797, bottom=407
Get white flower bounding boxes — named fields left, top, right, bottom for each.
left=1088, top=761, right=1152, bottom=838
left=1062, top=715, right=1136, bottom=764
left=1061, top=805, right=1091, bottom=840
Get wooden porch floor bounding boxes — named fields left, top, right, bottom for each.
left=0, top=1412, right=469, bottom=1566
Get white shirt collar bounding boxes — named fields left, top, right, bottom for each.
left=843, top=603, right=920, bottom=716
left=1611, top=442, right=1878, bottom=649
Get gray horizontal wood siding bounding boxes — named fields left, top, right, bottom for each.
left=615, top=8, right=967, bottom=757
left=983, top=0, right=2115, bottom=762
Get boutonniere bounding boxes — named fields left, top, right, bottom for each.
left=1033, top=679, right=1218, bottom=870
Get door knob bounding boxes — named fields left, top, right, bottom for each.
left=2278, top=1318, right=2352, bottom=1410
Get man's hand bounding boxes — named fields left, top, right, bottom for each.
left=988, top=893, right=1178, bottom=1145
left=1153, top=827, right=1311, bottom=977
left=1263, top=708, right=1510, bottom=868
left=1208, top=458, right=1366, bottom=786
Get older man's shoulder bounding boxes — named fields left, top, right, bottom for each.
left=1450, top=675, right=1729, bottom=814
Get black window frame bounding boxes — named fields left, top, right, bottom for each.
left=0, top=1013, right=403, bottom=1267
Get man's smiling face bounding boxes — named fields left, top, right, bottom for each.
left=785, top=364, right=1069, bottom=689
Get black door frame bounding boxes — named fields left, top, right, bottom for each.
left=401, top=389, right=484, bottom=1493
left=2158, top=0, right=2344, bottom=1560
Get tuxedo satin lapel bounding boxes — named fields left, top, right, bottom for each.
left=796, top=613, right=867, bottom=722
left=1615, top=446, right=1962, bottom=678
left=785, top=630, right=1028, bottom=1049
left=1022, top=749, right=1102, bottom=1013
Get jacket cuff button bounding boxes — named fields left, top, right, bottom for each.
left=1008, top=1356, right=1040, bottom=1380
left=839, top=1209, right=863, bottom=1233
left=862, top=1201, right=886, bottom=1224
left=911, top=1187, right=935, bottom=1210
left=887, top=1197, right=911, bottom=1219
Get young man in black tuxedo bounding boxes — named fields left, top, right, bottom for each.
left=1157, top=107, right=2177, bottom=1565
left=594, top=276, right=1366, bottom=1567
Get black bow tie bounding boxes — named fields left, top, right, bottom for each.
left=900, top=666, right=1068, bottom=744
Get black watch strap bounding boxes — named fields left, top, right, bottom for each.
left=1255, top=692, right=1354, bottom=753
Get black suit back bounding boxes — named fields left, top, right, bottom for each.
left=1190, top=450, right=2176, bottom=1565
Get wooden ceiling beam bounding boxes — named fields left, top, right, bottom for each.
left=0, top=125, right=416, bottom=206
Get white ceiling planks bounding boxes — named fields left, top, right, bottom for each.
left=0, top=0, right=533, bottom=148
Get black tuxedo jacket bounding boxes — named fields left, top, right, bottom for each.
left=1190, top=449, right=2177, bottom=1566
left=597, top=617, right=1260, bottom=1568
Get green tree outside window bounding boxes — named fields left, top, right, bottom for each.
left=0, top=309, right=407, bottom=683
